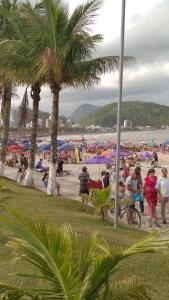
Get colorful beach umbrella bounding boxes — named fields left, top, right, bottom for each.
left=85, top=155, right=111, bottom=164
left=107, top=150, right=128, bottom=158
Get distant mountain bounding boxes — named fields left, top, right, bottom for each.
left=70, top=104, right=100, bottom=122
left=82, top=101, right=169, bottom=128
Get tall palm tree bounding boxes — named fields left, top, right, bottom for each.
left=0, top=0, right=132, bottom=190
left=0, top=0, right=18, bottom=176
left=17, top=0, right=132, bottom=195
left=0, top=212, right=168, bottom=299
left=0, top=4, right=43, bottom=185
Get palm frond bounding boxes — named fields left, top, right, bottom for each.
left=123, top=228, right=169, bottom=257
left=92, top=187, right=112, bottom=209
left=68, top=0, right=103, bottom=35
left=104, top=277, right=153, bottom=300
left=84, top=255, right=122, bottom=299
left=76, top=232, right=110, bottom=282
left=0, top=283, right=35, bottom=299
left=0, top=212, right=81, bottom=299
left=65, top=55, right=133, bottom=88
left=17, top=87, right=29, bottom=132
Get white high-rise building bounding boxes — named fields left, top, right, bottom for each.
left=124, top=119, right=132, bottom=129
left=10, top=107, right=18, bottom=128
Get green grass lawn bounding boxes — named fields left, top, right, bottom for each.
left=0, top=178, right=168, bottom=300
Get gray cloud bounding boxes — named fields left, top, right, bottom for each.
left=102, top=0, right=169, bottom=63
left=17, top=0, right=169, bottom=116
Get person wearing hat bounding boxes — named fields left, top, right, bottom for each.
left=79, top=166, right=90, bottom=203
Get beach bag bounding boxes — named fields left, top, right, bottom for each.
left=133, top=192, right=143, bottom=202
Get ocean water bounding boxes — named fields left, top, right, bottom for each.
left=58, top=130, right=169, bottom=144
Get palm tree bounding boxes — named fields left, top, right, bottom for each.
left=15, top=0, right=132, bottom=195
left=92, top=187, right=112, bottom=221
left=0, top=211, right=169, bottom=299
left=0, top=0, right=18, bottom=176
left=0, top=4, right=43, bottom=185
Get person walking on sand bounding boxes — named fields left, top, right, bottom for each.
left=126, top=171, right=140, bottom=224
left=79, top=166, right=90, bottom=203
left=156, top=167, right=169, bottom=224
left=143, top=168, right=160, bottom=227
left=103, top=172, right=110, bottom=188
left=135, top=166, right=144, bottom=214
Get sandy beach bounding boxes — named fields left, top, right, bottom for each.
left=3, top=152, right=169, bottom=232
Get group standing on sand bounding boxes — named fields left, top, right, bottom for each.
left=79, top=159, right=169, bottom=227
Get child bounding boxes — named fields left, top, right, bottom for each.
left=16, top=168, right=26, bottom=184
left=119, top=181, right=125, bottom=198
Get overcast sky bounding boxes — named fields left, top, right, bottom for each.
left=16, top=0, right=169, bottom=116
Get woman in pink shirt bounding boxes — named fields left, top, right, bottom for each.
left=143, top=168, right=159, bottom=227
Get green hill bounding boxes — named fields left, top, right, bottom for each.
left=70, top=103, right=99, bottom=122
left=82, top=101, right=169, bottom=128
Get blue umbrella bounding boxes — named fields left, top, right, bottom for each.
left=39, top=144, right=51, bottom=151
left=163, top=140, right=169, bottom=146
left=7, top=140, right=17, bottom=145
left=57, top=139, right=65, bottom=146
left=59, top=143, right=75, bottom=151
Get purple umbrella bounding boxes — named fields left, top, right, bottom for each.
left=136, top=152, right=153, bottom=159
left=107, top=150, right=128, bottom=158
left=85, top=155, right=111, bottom=164
left=84, top=155, right=112, bottom=178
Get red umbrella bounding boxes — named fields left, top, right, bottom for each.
left=8, top=145, right=23, bottom=150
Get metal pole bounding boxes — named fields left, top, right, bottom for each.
left=114, top=0, right=126, bottom=229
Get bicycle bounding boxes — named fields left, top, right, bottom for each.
left=111, top=195, right=142, bottom=228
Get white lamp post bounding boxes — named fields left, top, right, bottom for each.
left=114, top=0, right=126, bottom=229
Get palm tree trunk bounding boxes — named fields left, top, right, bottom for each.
left=0, top=82, right=12, bottom=176
left=23, top=84, right=41, bottom=186
left=101, top=207, right=105, bottom=221
left=47, top=81, right=60, bottom=195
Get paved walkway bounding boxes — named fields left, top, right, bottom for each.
left=4, top=164, right=169, bottom=232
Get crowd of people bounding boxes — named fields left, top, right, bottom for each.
left=14, top=153, right=62, bottom=196
left=78, top=158, right=169, bottom=227
left=5, top=144, right=169, bottom=227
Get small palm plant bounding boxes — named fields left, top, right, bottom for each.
left=91, top=187, right=112, bottom=221
left=0, top=212, right=169, bottom=299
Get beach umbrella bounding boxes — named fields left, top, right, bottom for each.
left=57, top=139, right=65, bottom=146
left=7, top=145, right=24, bottom=151
left=148, top=142, right=156, bottom=148
left=84, top=155, right=112, bottom=178
left=7, top=140, right=17, bottom=146
left=38, top=141, right=50, bottom=147
left=136, top=151, right=153, bottom=160
left=85, top=155, right=111, bottom=165
left=107, top=150, right=128, bottom=158
left=39, top=144, right=51, bottom=151
left=59, top=143, right=75, bottom=151
left=163, top=140, right=169, bottom=146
